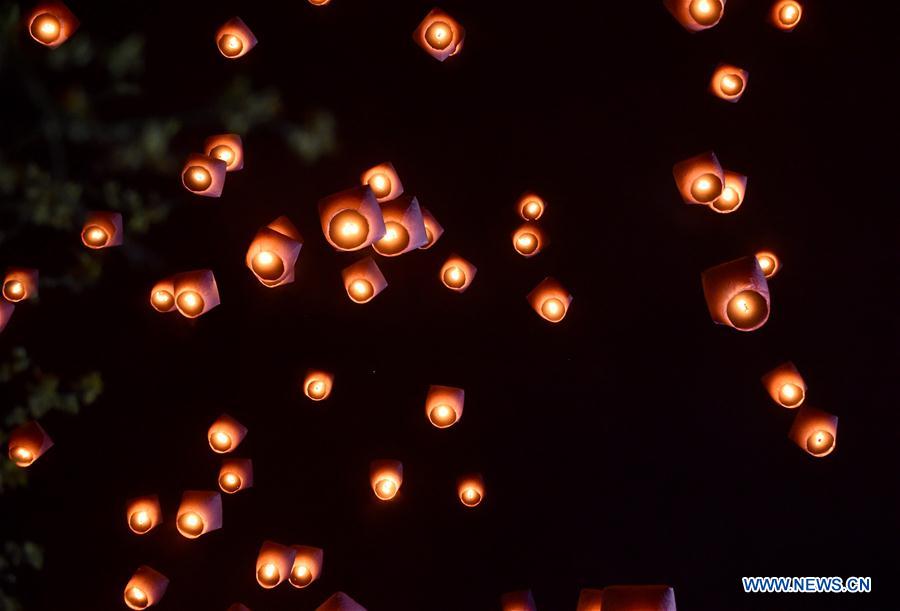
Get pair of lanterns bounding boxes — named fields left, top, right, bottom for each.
left=246, top=216, right=303, bottom=288
left=255, top=541, right=324, bottom=590
left=665, top=0, right=802, bottom=32
left=125, top=490, right=224, bottom=540
left=0, top=268, right=39, bottom=333
left=414, top=8, right=465, bottom=62
left=206, top=416, right=255, bottom=491
left=762, top=362, right=838, bottom=457
left=674, top=151, right=748, bottom=214
left=26, top=1, right=78, bottom=47
left=181, top=134, right=244, bottom=197
left=513, top=193, right=547, bottom=258
left=368, top=459, right=485, bottom=507
left=216, top=17, right=257, bottom=59
left=7, top=421, right=53, bottom=468
left=150, top=269, right=220, bottom=318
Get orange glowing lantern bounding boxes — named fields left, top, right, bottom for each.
left=501, top=590, right=537, bottom=611
left=425, top=385, right=464, bottom=429
left=370, top=459, right=403, bottom=501
left=756, top=251, right=780, bottom=278
left=219, top=458, right=253, bottom=494
left=245, top=216, right=303, bottom=287
left=342, top=257, right=387, bottom=304
left=414, top=8, right=465, bottom=62
left=360, top=162, right=404, bottom=203
left=256, top=541, right=296, bottom=589
left=457, top=474, right=485, bottom=508
left=176, top=490, right=223, bottom=538
left=303, top=370, right=334, bottom=401
left=673, top=151, right=724, bottom=206
left=789, top=406, right=837, bottom=457
left=81, top=211, right=123, bottom=249
left=124, top=566, right=169, bottom=610
left=665, top=0, right=726, bottom=32
left=289, top=546, right=324, bottom=589
left=208, top=413, right=248, bottom=454
left=173, top=269, right=220, bottom=318
left=576, top=589, right=603, bottom=611
left=599, top=585, right=677, bottom=610
left=711, top=170, right=747, bottom=214
left=181, top=153, right=227, bottom=197
left=512, top=223, right=545, bottom=258
left=309, top=0, right=332, bottom=5
left=204, top=134, right=244, bottom=172
left=419, top=206, right=445, bottom=250
left=317, top=592, right=366, bottom=611
left=518, top=193, right=545, bottom=221
left=216, top=17, right=257, bottom=59
left=373, top=196, right=428, bottom=257
left=762, top=361, right=806, bottom=408
left=7, top=421, right=53, bottom=468
left=710, top=63, right=748, bottom=103
left=0, top=299, right=14, bottom=334
left=319, top=186, right=386, bottom=252
left=27, top=2, right=79, bottom=48
left=148, top=277, right=176, bottom=313
left=771, top=1, right=803, bottom=31
left=701, top=256, right=770, bottom=332
left=528, top=277, right=572, bottom=323
left=2, top=268, right=38, bottom=303
left=126, top=495, right=162, bottom=535
left=440, top=255, right=476, bottom=293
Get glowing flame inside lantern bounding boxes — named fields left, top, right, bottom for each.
left=779, top=2, right=802, bottom=26
left=424, top=21, right=453, bottom=50
left=306, top=379, right=328, bottom=400
left=82, top=225, right=110, bottom=248
left=30, top=13, right=61, bottom=44
left=210, top=144, right=235, bottom=166
left=177, top=511, right=204, bottom=537
left=541, top=297, right=566, bottom=322
left=461, top=487, right=482, bottom=507
left=442, top=266, right=466, bottom=289
left=219, top=472, right=242, bottom=493
left=125, top=586, right=149, bottom=609
left=429, top=404, right=457, bottom=428
left=329, top=210, right=369, bottom=249
left=251, top=251, right=285, bottom=282
left=218, top=34, right=244, bottom=57
left=209, top=431, right=233, bottom=453
left=2, top=281, right=25, bottom=302
left=778, top=383, right=804, bottom=408
left=374, top=222, right=410, bottom=255
left=514, top=232, right=539, bottom=255
left=806, top=430, right=835, bottom=456
left=257, top=562, right=280, bottom=588
left=177, top=291, right=205, bottom=317
left=725, top=290, right=768, bottom=330
left=183, top=166, right=212, bottom=192
left=375, top=478, right=398, bottom=501
left=720, top=73, right=744, bottom=97
left=9, top=446, right=34, bottom=467
left=690, top=173, right=723, bottom=203
left=129, top=510, right=153, bottom=534
left=689, top=0, right=723, bottom=25
left=290, top=564, right=313, bottom=588
left=152, top=290, right=174, bottom=311
left=367, top=173, right=392, bottom=198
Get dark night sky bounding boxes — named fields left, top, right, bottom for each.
left=1, top=1, right=896, bottom=610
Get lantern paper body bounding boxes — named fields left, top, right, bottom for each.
left=304, top=370, right=334, bottom=401
left=370, top=460, right=403, bottom=501
left=0, top=299, right=14, bottom=334
left=771, top=1, right=803, bottom=31
left=7, top=421, right=53, bottom=468
left=82, top=211, right=123, bottom=249
left=600, top=585, right=677, bottom=611
left=501, top=590, right=537, bottom=611
left=342, top=257, right=387, bottom=304
left=426, top=385, right=465, bottom=429
left=27, top=2, right=79, bottom=48
left=176, top=491, right=223, bottom=538
left=124, top=566, right=169, bottom=610
left=290, top=545, right=324, bottom=589
left=181, top=153, right=227, bottom=198
left=789, top=406, right=838, bottom=457
left=318, top=186, right=386, bottom=252
left=518, top=193, right=546, bottom=221
left=216, top=17, right=257, bottom=59
left=173, top=269, right=220, bottom=318
left=576, top=589, right=603, bottom=611
left=419, top=206, right=445, bottom=250
left=246, top=217, right=303, bottom=287
left=673, top=151, right=724, bottom=206
left=440, top=255, right=476, bottom=293
left=528, top=277, right=572, bottom=323
left=710, top=64, right=749, bottom=103
left=512, top=223, right=545, bottom=258
left=204, top=134, right=244, bottom=172
left=317, top=592, right=366, bottom=611
left=756, top=251, right=780, bottom=278
left=361, top=162, right=404, bottom=203
left=256, top=541, right=296, bottom=589
left=711, top=170, right=747, bottom=214
left=414, top=8, right=465, bottom=62
left=208, top=414, right=248, bottom=454
left=149, top=278, right=176, bottom=313
left=762, top=362, right=807, bottom=408
left=701, top=256, right=770, bottom=332
left=664, top=0, right=726, bottom=32
left=126, top=495, right=162, bottom=535
left=2, top=268, right=39, bottom=302
left=458, top=474, right=485, bottom=508
left=373, top=196, right=428, bottom=257
left=219, top=458, right=254, bottom=494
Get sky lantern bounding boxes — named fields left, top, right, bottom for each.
left=245, top=216, right=303, bottom=287
left=181, top=153, right=227, bottom=197
left=598, top=585, right=677, bottom=610
left=126, top=495, right=162, bottom=535
left=673, top=151, right=724, bottom=206
left=665, top=0, right=726, bottom=32
left=512, top=223, right=545, bottom=258
left=208, top=413, right=248, bottom=454
left=419, top=206, right=444, bottom=250
left=771, top=1, right=803, bottom=31
left=440, top=255, right=476, bottom=293
left=81, top=211, right=123, bottom=249
left=576, top=589, right=603, bottom=611
left=124, top=566, right=169, bottom=610
left=501, top=590, right=537, bottom=611
left=26, top=1, right=79, bottom=48
left=762, top=361, right=806, bottom=408
left=702, top=256, right=770, bottom=332
left=317, top=592, right=366, bottom=611
left=7, top=421, right=53, bottom=467
left=789, top=405, right=837, bottom=457
left=289, top=546, right=324, bottom=589
left=517, top=193, right=545, bottom=221
left=342, top=257, right=387, bottom=304
left=319, top=186, right=386, bottom=252
left=303, top=369, right=334, bottom=401
left=711, top=170, right=747, bottom=214
left=755, top=251, right=780, bottom=278
left=710, top=63, right=748, bottom=103
left=149, top=278, right=176, bottom=313
left=373, top=196, right=428, bottom=257
left=414, top=8, right=465, bottom=62
left=219, top=458, right=254, bottom=494
left=256, top=541, right=296, bottom=589
left=0, top=299, right=14, bottom=333
left=2, top=268, right=38, bottom=303
left=370, top=460, right=403, bottom=501
left=173, top=269, right=220, bottom=318
left=203, top=134, right=244, bottom=172
left=176, top=490, right=223, bottom=538
left=457, top=474, right=485, bottom=508
left=528, top=277, right=572, bottom=323
left=216, top=17, right=257, bottom=59
left=425, top=385, right=464, bottom=428
left=360, top=162, right=404, bottom=203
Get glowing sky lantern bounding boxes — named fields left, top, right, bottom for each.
left=440, top=255, right=476, bottom=293
left=7, top=421, right=53, bottom=468
left=360, top=162, right=404, bottom=203
left=673, top=151, right=725, bottom=206
left=701, top=256, right=770, bottom=332
left=219, top=458, right=253, bottom=494
left=370, top=459, right=403, bottom=501
left=342, top=257, right=387, bottom=304
left=0, top=299, right=14, bottom=334
left=316, top=592, right=367, bottom=611
left=2, top=268, right=38, bottom=303
left=711, top=170, right=747, bottom=214
left=304, top=369, right=334, bottom=401
left=149, top=278, right=176, bottom=313
left=373, top=196, right=429, bottom=257
left=124, top=566, right=169, bottom=610
left=770, top=1, right=803, bottom=31
left=512, top=223, right=545, bottom=257
left=425, top=385, right=464, bottom=429
left=126, top=495, right=162, bottom=535
left=216, top=17, right=257, bottom=59
left=517, top=193, right=546, bottom=221
left=245, top=216, right=303, bottom=287
left=664, top=0, right=726, bottom=32
left=318, top=186, right=386, bottom=252
left=755, top=251, right=780, bottom=278
left=414, top=8, right=465, bottom=62
left=710, top=63, right=749, bottom=103
left=576, top=589, right=603, bottom=611
left=208, top=413, right=248, bottom=454
left=81, top=211, right=123, bottom=249
left=181, top=153, right=227, bottom=197
left=789, top=405, right=837, bottom=457
left=762, top=361, right=806, bottom=408
left=597, top=585, right=677, bottom=610
left=176, top=490, right=223, bottom=539
left=203, top=134, right=244, bottom=172
left=501, top=590, right=537, bottom=611
left=256, top=541, right=296, bottom=589
left=26, top=1, right=79, bottom=48
left=173, top=269, right=220, bottom=318
left=289, top=546, right=324, bottom=589
left=419, top=206, right=445, bottom=250
left=457, top=474, right=485, bottom=508
left=528, top=277, right=572, bottom=323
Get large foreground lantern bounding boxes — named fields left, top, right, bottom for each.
left=342, top=257, right=387, bottom=304
left=181, top=153, right=227, bottom=197
left=319, top=186, right=386, bottom=251
left=124, top=566, right=169, bottom=610
left=789, top=406, right=837, bottom=457
left=7, top=421, right=53, bottom=467
left=762, top=361, right=806, bottom=408
left=173, top=270, right=220, bottom=318
left=360, top=162, right=403, bottom=203
left=303, top=370, right=334, bottom=401
left=126, top=495, right=162, bottom=535
left=208, top=413, right=248, bottom=454
left=317, top=592, right=366, bottom=611
left=176, top=491, right=223, bottom=538
left=440, top=255, right=476, bottom=293
left=528, top=277, right=572, bottom=323
left=425, top=385, right=464, bottom=428
left=755, top=251, right=780, bottom=278
left=710, top=64, right=749, bottom=103
left=414, top=8, right=465, bottom=62
left=702, top=256, right=770, bottom=331
left=27, top=2, right=79, bottom=48
left=711, top=170, right=747, bottom=214
left=0, top=299, right=14, bottom=333
left=597, top=585, right=677, bottom=610
left=246, top=216, right=303, bottom=287
left=501, top=590, right=537, bottom=611
left=149, top=278, right=176, bottom=313
left=419, top=207, right=444, bottom=250
left=370, top=460, right=403, bottom=501
left=373, top=196, right=428, bottom=257
left=517, top=193, right=545, bottom=221
left=457, top=474, right=485, bottom=508
left=512, top=223, right=545, bottom=257
left=219, top=458, right=254, bottom=494
left=673, top=151, right=724, bottom=206
left=289, top=546, right=324, bottom=588
left=770, top=1, right=803, bottom=31
left=2, top=268, right=38, bottom=303
left=216, top=17, right=257, bottom=58
left=665, top=0, right=726, bottom=32
left=82, top=211, right=123, bottom=249
left=204, top=134, right=244, bottom=172
left=256, top=541, right=296, bottom=589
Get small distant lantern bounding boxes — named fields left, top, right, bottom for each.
left=204, top=134, right=244, bottom=172
left=673, top=151, right=724, bottom=206
left=664, top=0, right=726, bottom=32
left=755, top=251, right=780, bottom=278
left=173, top=269, right=220, bottom=318
left=425, top=385, right=464, bottom=429
left=216, top=17, right=257, bottom=59
left=414, top=8, right=465, bottom=62
left=181, top=153, right=227, bottom=197
left=176, top=490, right=223, bottom=539
left=770, top=1, right=803, bottom=31
left=219, top=458, right=254, bottom=494
left=7, top=421, right=53, bottom=467
left=419, top=207, right=444, bottom=250
left=440, top=255, right=476, bottom=293
left=576, top=589, right=603, bottom=611
left=289, top=546, right=324, bottom=589
left=711, top=170, right=747, bottom=214
left=27, top=2, right=79, bottom=48
left=81, top=211, right=123, bottom=249
left=370, top=460, right=403, bottom=501
left=528, top=277, right=572, bottom=323
left=318, top=186, right=386, bottom=252
left=342, top=257, right=387, bottom=304
left=501, top=590, right=537, bottom=611
left=126, top=495, right=162, bottom=535
left=208, top=413, right=248, bottom=454
left=245, top=216, right=303, bottom=287
left=149, top=278, right=176, bottom=313
left=710, top=64, right=748, bottom=103
left=0, top=299, right=14, bottom=333
left=701, top=256, right=770, bottom=332
left=762, top=361, right=806, bottom=408
left=457, top=474, right=484, bottom=508
left=373, top=196, right=428, bottom=257
left=512, top=223, right=545, bottom=258
left=316, top=592, right=366, bottom=611
left=790, top=405, right=837, bottom=457
left=599, top=585, right=677, bottom=611
left=124, top=566, right=169, bottom=610
left=2, top=268, right=38, bottom=303
left=517, top=193, right=545, bottom=221
left=360, top=162, right=403, bottom=203
left=256, top=541, right=296, bottom=589
left=303, top=370, right=334, bottom=401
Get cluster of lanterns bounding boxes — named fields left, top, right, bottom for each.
left=181, top=134, right=244, bottom=198
left=762, top=362, right=838, bottom=457
left=673, top=151, right=747, bottom=215
left=664, top=0, right=803, bottom=32
left=150, top=270, right=221, bottom=319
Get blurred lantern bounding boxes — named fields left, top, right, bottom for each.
left=256, top=541, right=296, bottom=589
left=789, top=406, right=837, bottom=457
left=373, top=196, right=428, bottom=257
left=370, top=460, right=403, bottom=501
left=289, top=546, right=324, bottom=589
left=149, top=278, right=176, bottom=313
left=208, top=413, right=248, bottom=454
left=173, top=269, right=220, bottom=318
left=599, top=585, right=677, bottom=610
left=81, top=211, right=123, bottom=249
left=710, top=63, right=748, bottom=103
left=216, top=17, right=257, bottom=58
left=2, top=268, right=38, bottom=303
left=425, top=385, right=464, bottom=429
left=512, top=223, right=545, bottom=257
left=457, top=474, right=485, bottom=508
left=701, top=256, right=770, bottom=332
left=342, top=257, right=387, bottom=304
left=664, top=0, right=726, bottom=32
left=419, top=207, right=445, bottom=250
left=204, top=134, right=244, bottom=172
left=0, top=299, right=14, bottom=333
left=26, top=1, right=79, bottom=48
left=317, top=592, right=366, bottom=611
left=413, top=8, right=465, bottom=62
left=360, top=162, right=404, bottom=203
left=755, top=251, right=780, bottom=278
left=673, top=151, right=724, bottom=206
left=576, top=589, right=603, bottom=611
left=124, top=566, right=169, bottom=610
left=304, top=370, right=334, bottom=401
left=126, top=495, right=162, bottom=535
left=501, top=590, right=537, bottom=611
left=528, top=277, right=572, bottom=323
left=440, top=255, right=476, bottom=293
left=176, top=490, right=223, bottom=538
left=517, top=193, right=546, bottom=221
left=181, top=153, right=227, bottom=197
left=319, top=186, right=386, bottom=251
left=7, top=421, right=53, bottom=467
left=762, top=361, right=806, bottom=408
left=711, top=170, right=747, bottom=214
left=245, top=216, right=303, bottom=287
left=770, top=1, right=803, bottom=31
left=219, top=458, right=254, bottom=494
